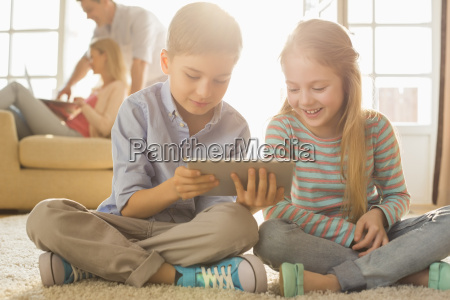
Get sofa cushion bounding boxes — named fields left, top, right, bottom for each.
left=19, top=135, right=113, bottom=170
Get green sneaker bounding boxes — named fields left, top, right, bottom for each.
left=174, top=254, right=267, bottom=293
left=39, top=252, right=95, bottom=286
left=280, top=262, right=304, bottom=297
left=429, top=261, right=450, bottom=290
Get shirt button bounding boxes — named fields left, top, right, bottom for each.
left=180, top=123, right=185, bottom=127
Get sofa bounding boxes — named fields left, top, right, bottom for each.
left=0, top=110, right=114, bottom=211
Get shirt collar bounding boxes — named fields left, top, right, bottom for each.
left=110, top=3, right=123, bottom=32
left=111, top=3, right=120, bottom=23
left=209, top=101, right=223, bottom=125
left=161, top=80, right=177, bottom=121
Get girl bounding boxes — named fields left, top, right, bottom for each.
left=253, top=19, right=450, bottom=297
left=0, top=38, right=128, bottom=139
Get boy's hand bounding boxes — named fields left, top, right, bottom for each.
left=171, top=166, right=219, bottom=200
left=231, top=168, right=284, bottom=214
left=352, top=208, right=389, bottom=257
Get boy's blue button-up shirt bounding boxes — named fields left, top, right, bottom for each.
left=97, top=81, right=251, bottom=223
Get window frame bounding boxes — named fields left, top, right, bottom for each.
left=0, top=0, right=66, bottom=93
left=346, top=0, right=440, bottom=137
left=304, top=0, right=441, bottom=136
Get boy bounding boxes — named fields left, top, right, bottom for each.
left=27, top=3, right=283, bottom=293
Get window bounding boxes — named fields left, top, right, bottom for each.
left=0, top=0, right=64, bottom=99
left=304, top=0, right=440, bottom=205
left=348, top=0, right=434, bottom=125
left=304, top=0, right=438, bottom=127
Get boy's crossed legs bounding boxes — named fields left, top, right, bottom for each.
left=26, top=199, right=267, bottom=292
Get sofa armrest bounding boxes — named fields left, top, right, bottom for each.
left=0, top=110, right=20, bottom=172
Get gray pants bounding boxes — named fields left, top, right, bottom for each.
left=0, top=82, right=81, bottom=138
left=26, top=199, right=259, bottom=287
left=254, top=206, right=450, bottom=292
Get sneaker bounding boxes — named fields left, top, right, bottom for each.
left=429, top=261, right=450, bottom=290
left=174, top=254, right=267, bottom=293
left=39, top=252, right=95, bottom=286
left=279, top=262, right=304, bottom=297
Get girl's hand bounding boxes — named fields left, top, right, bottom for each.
left=231, top=168, right=284, bottom=214
left=170, top=166, right=219, bottom=200
left=352, top=208, right=389, bottom=257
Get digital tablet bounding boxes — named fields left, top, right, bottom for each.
left=186, top=159, right=295, bottom=196
left=40, top=99, right=81, bottom=121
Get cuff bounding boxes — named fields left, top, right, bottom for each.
left=330, top=260, right=366, bottom=292
left=370, top=205, right=393, bottom=230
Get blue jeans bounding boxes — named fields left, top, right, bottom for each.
left=254, top=206, right=450, bottom=291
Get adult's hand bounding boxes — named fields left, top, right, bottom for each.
left=57, top=85, right=72, bottom=100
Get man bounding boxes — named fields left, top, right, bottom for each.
left=58, top=0, right=167, bottom=98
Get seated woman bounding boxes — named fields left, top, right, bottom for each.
left=0, top=38, right=128, bottom=139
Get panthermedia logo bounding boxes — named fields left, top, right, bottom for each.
left=129, top=137, right=315, bottom=162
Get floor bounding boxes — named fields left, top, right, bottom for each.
left=407, top=203, right=438, bottom=217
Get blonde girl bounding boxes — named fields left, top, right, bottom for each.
left=0, top=38, right=127, bottom=138
left=71, top=38, right=128, bottom=137
left=254, top=19, right=450, bottom=296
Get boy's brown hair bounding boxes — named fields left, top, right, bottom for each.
left=166, top=2, right=242, bottom=62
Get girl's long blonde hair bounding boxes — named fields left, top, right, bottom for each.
left=279, top=19, right=376, bottom=223
left=90, top=38, right=128, bottom=86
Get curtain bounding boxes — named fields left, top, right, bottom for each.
left=433, top=0, right=450, bottom=206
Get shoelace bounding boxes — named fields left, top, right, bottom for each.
left=70, top=265, right=93, bottom=282
left=201, top=265, right=234, bottom=289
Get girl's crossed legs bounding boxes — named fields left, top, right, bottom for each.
left=254, top=206, right=450, bottom=293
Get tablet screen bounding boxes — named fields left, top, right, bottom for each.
left=186, top=159, right=295, bottom=196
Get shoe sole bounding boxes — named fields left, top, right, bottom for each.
left=279, top=265, right=285, bottom=296
left=280, top=262, right=304, bottom=297
left=429, top=261, right=450, bottom=290
left=39, top=252, right=56, bottom=287
left=240, top=254, right=268, bottom=293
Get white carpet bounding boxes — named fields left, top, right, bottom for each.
left=1, top=214, right=450, bottom=300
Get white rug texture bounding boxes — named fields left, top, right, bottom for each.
left=1, top=214, right=450, bottom=300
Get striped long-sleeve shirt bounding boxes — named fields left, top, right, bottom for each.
left=264, top=112, right=410, bottom=247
